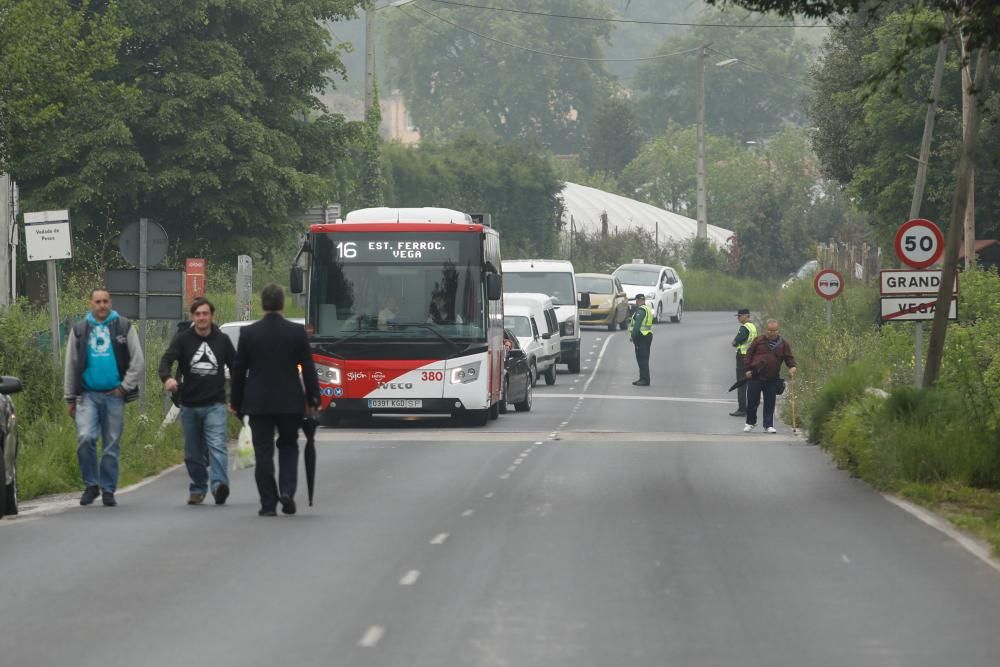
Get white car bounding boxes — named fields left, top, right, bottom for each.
left=504, top=306, right=550, bottom=387
left=613, top=262, right=684, bottom=324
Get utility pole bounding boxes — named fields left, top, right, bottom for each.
left=907, top=18, right=949, bottom=388
left=365, top=7, right=376, bottom=111
left=924, top=46, right=991, bottom=388
left=0, top=174, right=10, bottom=307
left=959, top=29, right=976, bottom=270
left=695, top=41, right=707, bottom=239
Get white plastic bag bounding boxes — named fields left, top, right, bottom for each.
left=235, top=416, right=255, bottom=470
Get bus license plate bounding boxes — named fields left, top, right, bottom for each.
left=368, top=399, right=422, bottom=409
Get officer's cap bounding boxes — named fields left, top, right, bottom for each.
left=635, top=294, right=646, bottom=301
left=736, top=308, right=751, bottom=316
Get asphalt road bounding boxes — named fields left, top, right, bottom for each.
left=3, top=312, right=1000, bottom=667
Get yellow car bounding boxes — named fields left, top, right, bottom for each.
left=575, top=273, right=630, bottom=331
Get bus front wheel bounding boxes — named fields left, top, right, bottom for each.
left=464, top=409, right=490, bottom=426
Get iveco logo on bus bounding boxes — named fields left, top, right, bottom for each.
left=378, top=382, right=413, bottom=390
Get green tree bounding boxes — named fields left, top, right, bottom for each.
left=622, top=124, right=859, bottom=276
left=809, top=9, right=1000, bottom=244
left=582, top=94, right=643, bottom=177
left=12, top=0, right=361, bottom=263
left=382, top=136, right=563, bottom=258
left=381, top=0, right=614, bottom=154
left=704, top=0, right=1000, bottom=53
left=0, top=0, right=127, bottom=172
left=633, top=8, right=814, bottom=140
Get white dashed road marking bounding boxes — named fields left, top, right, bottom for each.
left=399, top=570, right=420, bottom=586
left=430, top=533, right=449, bottom=545
left=359, top=626, right=385, bottom=648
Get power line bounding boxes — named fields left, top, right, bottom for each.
left=426, top=0, right=831, bottom=28
left=402, top=3, right=703, bottom=62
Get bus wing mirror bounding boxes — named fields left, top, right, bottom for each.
left=289, top=266, right=304, bottom=294
left=577, top=292, right=591, bottom=308
left=487, top=273, right=502, bottom=300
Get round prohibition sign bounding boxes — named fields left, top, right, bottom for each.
left=895, top=218, right=944, bottom=268
left=813, top=268, right=844, bottom=300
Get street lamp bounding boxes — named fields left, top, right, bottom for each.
left=695, top=45, right=739, bottom=239
left=365, top=0, right=416, bottom=111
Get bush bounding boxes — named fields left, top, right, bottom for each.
left=2, top=299, right=186, bottom=501
left=767, top=270, right=1000, bottom=491
left=679, top=269, right=772, bottom=311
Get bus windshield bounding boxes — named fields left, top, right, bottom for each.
left=308, top=232, right=486, bottom=341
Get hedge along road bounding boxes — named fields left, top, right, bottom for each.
left=1, top=313, right=999, bottom=667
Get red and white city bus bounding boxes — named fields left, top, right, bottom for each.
left=291, top=207, right=504, bottom=425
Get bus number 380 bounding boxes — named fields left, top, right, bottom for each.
left=421, top=371, right=444, bottom=381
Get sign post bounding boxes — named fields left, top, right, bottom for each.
left=236, top=255, right=253, bottom=320
left=896, top=218, right=944, bottom=388
left=24, top=209, right=72, bottom=364
left=185, top=258, right=206, bottom=303
left=116, top=218, right=171, bottom=405
left=813, top=268, right=844, bottom=326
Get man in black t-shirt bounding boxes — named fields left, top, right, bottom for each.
left=159, top=297, right=236, bottom=505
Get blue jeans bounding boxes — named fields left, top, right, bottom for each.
left=180, top=403, right=230, bottom=494
left=76, top=391, right=126, bottom=492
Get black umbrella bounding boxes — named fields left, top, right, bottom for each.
left=301, top=416, right=318, bottom=506
left=728, top=377, right=748, bottom=393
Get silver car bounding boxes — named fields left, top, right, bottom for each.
left=1, top=375, right=24, bottom=518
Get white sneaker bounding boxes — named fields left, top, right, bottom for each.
left=743, top=424, right=755, bottom=432
left=766, top=427, right=777, bottom=434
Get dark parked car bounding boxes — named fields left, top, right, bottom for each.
left=1, top=375, right=24, bottom=518
left=501, top=329, right=532, bottom=413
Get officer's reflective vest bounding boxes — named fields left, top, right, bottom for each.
left=737, top=321, right=757, bottom=355
left=636, top=304, right=654, bottom=336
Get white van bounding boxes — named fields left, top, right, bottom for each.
left=502, top=260, right=581, bottom=373
left=503, top=294, right=560, bottom=385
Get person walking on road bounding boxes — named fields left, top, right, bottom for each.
left=730, top=308, right=757, bottom=417
left=629, top=294, right=655, bottom=386
left=159, top=297, right=236, bottom=506
left=743, top=319, right=797, bottom=434
left=230, top=284, right=321, bottom=516
left=64, top=289, right=144, bottom=507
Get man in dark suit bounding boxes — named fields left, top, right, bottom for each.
left=231, top=284, right=321, bottom=516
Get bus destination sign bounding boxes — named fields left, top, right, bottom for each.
left=331, top=235, right=463, bottom=262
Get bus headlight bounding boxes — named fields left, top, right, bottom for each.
left=450, top=361, right=481, bottom=384
left=316, top=363, right=341, bottom=385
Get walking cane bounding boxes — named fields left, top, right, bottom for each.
left=791, top=374, right=798, bottom=434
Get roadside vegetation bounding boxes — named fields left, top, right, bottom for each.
left=1, top=261, right=302, bottom=502
left=763, top=269, right=1000, bottom=554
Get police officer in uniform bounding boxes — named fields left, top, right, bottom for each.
left=730, top=308, right=757, bottom=416
left=629, top=294, right=655, bottom=386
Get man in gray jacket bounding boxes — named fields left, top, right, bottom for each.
left=64, top=289, right=144, bottom=507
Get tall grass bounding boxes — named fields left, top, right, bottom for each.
left=678, top=269, right=774, bottom=311
left=766, top=269, right=1000, bottom=491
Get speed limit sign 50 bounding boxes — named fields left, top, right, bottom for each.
left=895, top=218, right=944, bottom=268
